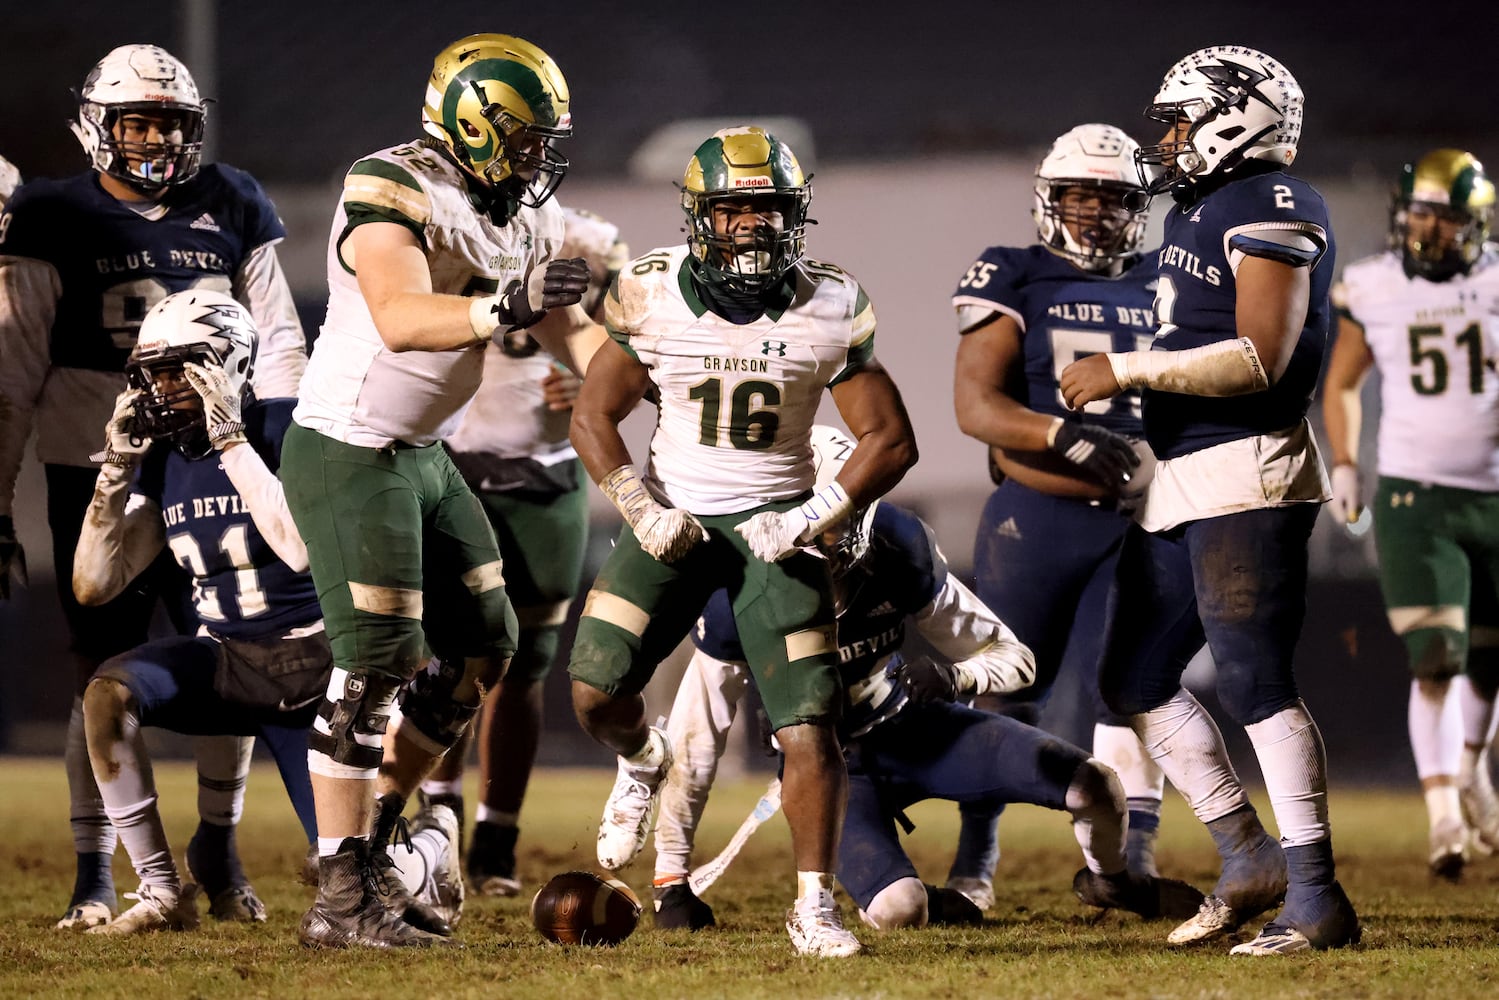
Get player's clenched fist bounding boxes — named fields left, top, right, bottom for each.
left=1058, top=353, right=1125, bottom=411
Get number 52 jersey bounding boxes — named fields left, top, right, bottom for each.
left=1337, top=247, right=1499, bottom=490
left=605, top=246, right=876, bottom=515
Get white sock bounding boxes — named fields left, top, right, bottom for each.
left=1424, top=784, right=1462, bottom=831
left=623, top=727, right=667, bottom=774
left=89, top=700, right=176, bottom=890
left=421, top=778, right=463, bottom=799
left=67, top=697, right=116, bottom=856
left=1244, top=700, right=1330, bottom=848
left=195, top=735, right=254, bottom=826
left=1065, top=760, right=1126, bottom=876
left=318, top=835, right=362, bottom=857
left=475, top=806, right=518, bottom=827
left=797, top=870, right=834, bottom=901
left=1457, top=675, right=1497, bottom=777
left=1130, top=689, right=1249, bottom=823
left=1408, top=679, right=1461, bottom=780
left=1092, top=723, right=1164, bottom=803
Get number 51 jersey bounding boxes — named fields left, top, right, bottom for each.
left=605, top=246, right=876, bottom=515
left=1337, top=247, right=1499, bottom=490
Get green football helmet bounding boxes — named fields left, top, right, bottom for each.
left=1390, top=148, right=1494, bottom=280
left=420, top=33, right=572, bottom=206
left=681, top=126, right=811, bottom=293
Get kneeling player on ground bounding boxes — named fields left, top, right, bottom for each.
left=73, top=291, right=323, bottom=933
left=652, top=426, right=1204, bottom=931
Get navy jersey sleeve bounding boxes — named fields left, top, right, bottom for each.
left=1217, top=173, right=1330, bottom=270
left=951, top=246, right=1032, bottom=332
left=131, top=446, right=169, bottom=506
left=870, top=504, right=948, bottom=614
left=691, top=589, right=745, bottom=661
left=0, top=179, right=65, bottom=264
left=212, top=164, right=287, bottom=248
left=246, top=397, right=296, bottom=472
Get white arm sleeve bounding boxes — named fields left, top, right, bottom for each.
left=234, top=242, right=307, bottom=399
left=913, top=575, right=1036, bottom=697
left=72, top=466, right=166, bottom=606
left=0, top=256, right=61, bottom=515
left=219, top=443, right=308, bottom=572
left=653, top=646, right=752, bottom=877
left=1107, top=336, right=1271, bottom=397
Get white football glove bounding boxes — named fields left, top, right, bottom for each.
left=1329, top=463, right=1361, bottom=525
left=183, top=360, right=247, bottom=450
left=634, top=507, right=706, bottom=563
left=735, top=484, right=855, bottom=563
left=93, top=388, right=151, bottom=467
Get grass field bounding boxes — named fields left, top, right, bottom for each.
left=2, top=758, right=1498, bottom=999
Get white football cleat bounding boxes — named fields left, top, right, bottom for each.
left=1230, top=924, right=1312, bottom=956
left=55, top=900, right=113, bottom=931
left=411, top=801, right=465, bottom=928
left=596, top=727, right=671, bottom=871
left=1428, top=816, right=1469, bottom=881
left=946, top=876, right=994, bottom=912
left=786, top=888, right=862, bottom=958
left=1168, top=895, right=1239, bottom=945
left=1460, top=753, right=1499, bottom=856
left=87, top=883, right=199, bottom=935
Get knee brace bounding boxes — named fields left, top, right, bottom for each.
left=399, top=655, right=505, bottom=755
left=863, top=876, right=929, bottom=930
left=308, top=668, right=403, bottom=772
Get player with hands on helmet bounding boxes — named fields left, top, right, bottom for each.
left=1321, top=148, right=1499, bottom=879
left=1061, top=45, right=1360, bottom=956
left=568, top=126, right=917, bottom=958
left=0, top=42, right=307, bottom=930
left=952, top=122, right=1169, bottom=906
left=72, top=290, right=327, bottom=935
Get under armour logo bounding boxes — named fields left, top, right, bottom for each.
left=762, top=341, right=788, bottom=357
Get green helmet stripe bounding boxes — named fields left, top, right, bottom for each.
left=446, top=57, right=555, bottom=128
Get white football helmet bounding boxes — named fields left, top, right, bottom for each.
left=71, top=44, right=206, bottom=193
left=127, top=290, right=257, bottom=457
left=810, top=424, right=878, bottom=576
left=1136, top=45, right=1302, bottom=196
left=1033, top=124, right=1150, bottom=272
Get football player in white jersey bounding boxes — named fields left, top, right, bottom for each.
left=1321, top=149, right=1499, bottom=878
left=409, top=206, right=628, bottom=896
left=0, top=44, right=307, bottom=930
left=568, top=125, right=917, bottom=958
left=280, top=33, right=601, bottom=948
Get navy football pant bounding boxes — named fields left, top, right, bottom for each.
left=837, top=701, right=1089, bottom=909
left=1098, top=504, right=1317, bottom=726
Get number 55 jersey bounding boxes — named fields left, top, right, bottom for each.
left=1336, top=246, right=1499, bottom=489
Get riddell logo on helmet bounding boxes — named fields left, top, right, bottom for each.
left=732, top=177, right=773, bottom=189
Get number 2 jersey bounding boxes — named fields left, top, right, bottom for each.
left=294, top=141, right=565, bottom=448
left=0, top=165, right=305, bottom=479
left=1336, top=247, right=1499, bottom=491
left=951, top=244, right=1158, bottom=437
left=132, top=399, right=319, bottom=640
left=605, top=246, right=876, bottom=515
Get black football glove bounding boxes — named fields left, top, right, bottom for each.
left=893, top=656, right=963, bottom=704
left=1048, top=419, right=1140, bottom=489
left=0, top=514, right=27, bottom=600
left=492, top=256, right=591, bottom=331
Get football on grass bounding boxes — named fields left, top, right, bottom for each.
left=531, top=871, right=642, bottom=945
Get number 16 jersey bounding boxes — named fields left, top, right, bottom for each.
left=604, top=246, right=875, bottom=515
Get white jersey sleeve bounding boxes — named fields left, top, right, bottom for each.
left=1340, top=248, right=1499, bottom=490
left=294, top=142, right=565, bottom=448
left=234, top=241, right=307, bottom=399
left=606, top=248, right=878, bottom=514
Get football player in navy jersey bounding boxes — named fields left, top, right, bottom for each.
left=1061, top=46, right=1360, bottom=955
left=0, top=44, right=308, bottom=929
left=651, top=426, right=1203, bottom=931
left=69, top=291, right=324, bottom=932
left=952, top=124, right=1167, bottom=903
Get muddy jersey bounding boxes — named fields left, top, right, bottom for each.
left=1337, top=248, right=1499, bottom=490
left=294, top=141, right=565, bottom=448
left=605, top=246, right=876, bottom=514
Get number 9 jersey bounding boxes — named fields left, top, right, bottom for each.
left=1336, top=245, right=1499, bottom=490
left=604, top=245, right=876, bottom=514
left=952, top=244, right=1158, bottom=438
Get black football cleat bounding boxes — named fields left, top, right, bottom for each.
left=653, top=882, right=716, bottom=931
left=299, top=840, right=452, bottom=949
